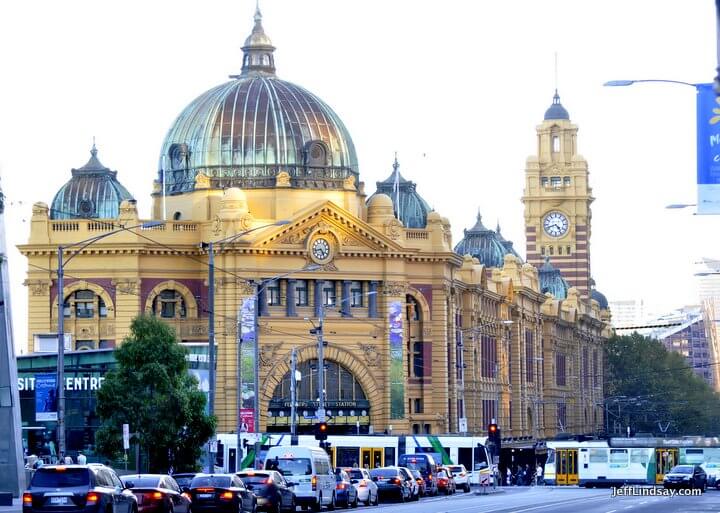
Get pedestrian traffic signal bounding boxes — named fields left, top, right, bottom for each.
left=314, top=422, right=328, bottom=441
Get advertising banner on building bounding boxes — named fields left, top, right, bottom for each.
left=35, top=373, right=57, bottom=421
left=240, top=296, right=257, bottom=429
left=239, top=408, right=254, bottom=433
left=388, top=300, right=404, bottom=419
left=696, top=83, right=720, bottom=214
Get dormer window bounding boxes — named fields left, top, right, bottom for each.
left=305, top=141, right=328, bottom=167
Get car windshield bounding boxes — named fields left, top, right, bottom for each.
left=370, top=469, right=398, bottom=478
left=173, top=476, right=194, bottom=487
left=121, top=477, right=162, bottom=488
left=670, top=466, right=694, bottom=474
left=239, top=474, right=272, bottom=486
left=347, top=470, right=364, bottom=480
left=190, top=476, right=231, bottom=488
left=399, top=457, right=429, bottom=472
left=31, top=468, right=90, bottom=487
left=267, top=458, right=312, bottom=476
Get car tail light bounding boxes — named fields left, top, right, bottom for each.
left=392, top=478, right=401, bottom=485
left=265, top=477, right=273, bottom=485
left=416, top=479, right=423, bottom=485
left=336, top=483, right=345, bottom=490
left=196, top=488, right=214, bottom=493
left=220, top=492, right=234, bottom=500
left=86, top=493, right=100, bottom=506
left=151, top=492, right=163, bottom=500
left=428, top=474, right=432, bottom=479
left=311, top=476, right=317, bottom=491
left=358, top=480, right=367, bottom=488
left=22, top=493, right=32, bottom=505
left=181, top=493, right=191, bottom=501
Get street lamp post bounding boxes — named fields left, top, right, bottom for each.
left=56, top=220, right=163, bottom=457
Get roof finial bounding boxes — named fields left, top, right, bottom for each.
left=91, top=136, right=97, bottom=157
left=236, top=1, right=276, bottom=78
left=476, top=208, right=482, bottom=224
left=496, top=219, right=501, bottom=234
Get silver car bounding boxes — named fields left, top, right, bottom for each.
left=344, top=468, right=378, bottom=506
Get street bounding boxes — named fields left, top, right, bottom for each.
left=362, top=487, right=720, bottom=513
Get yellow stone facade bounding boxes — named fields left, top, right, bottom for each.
left=19, top=11, right=612, bottom=442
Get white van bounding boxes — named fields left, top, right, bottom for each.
left=264, top=445, right=336, bottom=511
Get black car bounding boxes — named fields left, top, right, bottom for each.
left=23, top=464, right=137, bottom=513
left=369, top=467, right=412, bottom=502
left=236, top=470, right=295, bottom=513
left=663, top=464, right=707, bottom=491
left=333, top=469, right=358, bottom=509
left=120, top=474, right=191, bottom=513
left=187, top=474, right=256, bottom=513
left=171, top=474, right=197, bottom=490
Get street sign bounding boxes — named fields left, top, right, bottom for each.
left=122, top=423, right=130, bottom=450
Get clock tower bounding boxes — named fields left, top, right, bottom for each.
left=522, top=91, right=594, bottom=296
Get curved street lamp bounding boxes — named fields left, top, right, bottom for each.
left=56, top=220, right=164, bottom=457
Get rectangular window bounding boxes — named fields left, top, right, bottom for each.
left=323, top=281, right=336, bottom=306
left=481, top=335, right=497, bottom=378
left=75, top=290, right=94, bottom=318
left=593, top=351, right=598, bottom=387
left=609, top=449, right=628, bottom=467
left=563, top=176, right=571, bottom=186
left=558, top=246, right=563, bottom=255
left=541, top=246, right=545, bottom=255
left=582, top=348, right=589, bottom=388
left=482, top=399, right=498, bottom=427
left=589, top=448, right=608, bottom=463
left=525, top=330, right=534, bottom=382
left=552, top=136, right=560, bottom=153
left=556, top=353, right=566, bottom=386
left=551, top=176, right=562, bottom=188
left=557, top=402, right=566, bottom=430
left=413, top=342, right=424, bottom=377
left=350, top=281, right=363, bottom=306
left=295, top=280, right=309, bottom=306
left=414, top=398, right=424, bottom=414
left=541, top=177, right=549, bottom=187
left=267, top=282, right=281, bottom=306
left=566, top=246, right=571, bottom=255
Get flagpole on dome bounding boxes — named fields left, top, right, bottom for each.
left=392, top=152, right=401, bottom=224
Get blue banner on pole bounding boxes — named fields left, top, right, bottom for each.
left=35, top=373, right=57, bottom=421
left=240, top=295, right=257, bottom=431
left=696, top=83, right=720, bottom=214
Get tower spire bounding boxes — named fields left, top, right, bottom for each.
left=236, top=3, right=276, bottom=78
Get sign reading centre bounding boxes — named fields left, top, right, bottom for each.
left=19, top=376, right=106, bottom=392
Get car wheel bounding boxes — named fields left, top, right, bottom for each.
left=465, top=484, right=471, bottom=493
left=311, top=495, right=321, bottom=513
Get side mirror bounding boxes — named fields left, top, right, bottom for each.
left=286, top=482, right=296, bottom=487
left=123, top=481, right=134, bottom=490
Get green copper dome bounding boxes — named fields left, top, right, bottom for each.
left=538, top=257, right=569, bottom=299
left=368, top=157, right=432, bottom=228
left=158, top=8, right=358, bottom=194
left=51, top=145, right=133, bottom=220
left=454, top=212, right=521, bottom=268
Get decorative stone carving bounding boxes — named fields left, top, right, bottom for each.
left=100, top=324, right=115, bottom=336
left=275, top=171, right=291, bottom=187
left=280, top=225, right=313, bottom=245
left=359, top=343, right=380, bottom=367
left=112, top=278, right=140, bottom=295
left=382, top=281, right=408, bottom=296
left=343, top=174, right=356, bottom=190
left=212, top=215, right=222, bottom=236
left=32, top=202, right=49, bottom=217
left=342, top=235, right=360, bottom=247
left=24, top=279, right=51, bottom=296
left=384, top=219, right=403, bottom=240
left=260, top=342, right=283, bottom=367
left=195, top=173, right=211, bottom=189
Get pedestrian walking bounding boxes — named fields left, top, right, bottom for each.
left=77, top=452, right=87, bottom=465
left=536, top=464, right=543, bottom=486
left=63, top=454, right=73, bottom=464
left=506, top=467, right=511, bottom=486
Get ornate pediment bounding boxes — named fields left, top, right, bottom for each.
left=258, top=201, right=408, bottom=255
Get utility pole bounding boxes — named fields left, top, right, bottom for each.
left=236, top=305, right=242, bottom=472
left=315, top=303, right=326, bottom=423
left=206, top=242, right=216, bottom=472
left=57, top=247, right=66, bottom=457
left=290, top=347, right=297, bottom=439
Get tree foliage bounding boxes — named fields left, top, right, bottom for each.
left=95, top=315, right=215, bottom=472
left=605, top=332, right=720, bottom=435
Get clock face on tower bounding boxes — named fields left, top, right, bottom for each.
left=310, top=237, right=332, bottom=262
left=543, top=211, right=569, bottom=237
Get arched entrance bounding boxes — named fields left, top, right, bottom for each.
left=268, top=359, right=370, bottom=434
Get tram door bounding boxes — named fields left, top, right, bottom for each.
left=361, top=448, right=384, bottom=469
left=556, top=449, right=578, bottom=485
left=655, top=448, right=678, bottom=484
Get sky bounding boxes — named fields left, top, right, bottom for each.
left=1, top=0, right=718, bottom=349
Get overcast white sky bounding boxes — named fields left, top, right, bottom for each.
left=1, top=0, right=718, bottom=348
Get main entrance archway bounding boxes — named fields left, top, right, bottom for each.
left=268, top=359, right=370, bottom=434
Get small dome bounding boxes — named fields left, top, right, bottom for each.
left=544, top=90, right=569, bottom=120
left=51, top=145, right=133, bottom=220
left=454, top=211, right=522, bottom=268
left=538, top=257, right=569, bottom=299
left=367, top=193, right=393, bottom=209
left=223, top=187, right=247, bottom=201
left=591, top=288, right=609, bottom=309
left=368, top=156, right=431, bottom=228
left=244, top=7, right=274, bottom=47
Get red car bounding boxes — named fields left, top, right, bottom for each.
left=120, top=475, right=191, bottom=513
left=436, top=469, right=456, bottom=495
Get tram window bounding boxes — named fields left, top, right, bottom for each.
left=589, top=448, right=607, bottom=463
left=609, top=449, right=628, bottom=465
left=384, top=448, right=396, bottom=467
left=630, top=449, right=646, bottom=464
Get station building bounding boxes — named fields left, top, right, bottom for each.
left=18, top=8, right=611, bottom=457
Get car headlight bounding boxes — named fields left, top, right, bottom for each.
left=682, top=476, right=691, bottom=480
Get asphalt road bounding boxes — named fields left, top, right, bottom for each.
left=357, top=486, right=720, bottom=513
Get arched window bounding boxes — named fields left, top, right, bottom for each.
left=63, top=290, right=107, bottom=319
left=152, top=289, right=187, bottom=319
left=272, top=360, right=368, bottom=403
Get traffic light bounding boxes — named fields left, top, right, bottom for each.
left=314, top=422, right=328, bottom=441
left=487, top=423, right=501, bottom=457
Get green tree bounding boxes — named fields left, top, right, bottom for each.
left=95, top=315, right=215, bottom=472
left=605, top=332, right=720, bottom=435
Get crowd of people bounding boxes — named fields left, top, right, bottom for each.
left=503, top=463, right=544, bottom=486
left=25, top=451, right=87, bottom=469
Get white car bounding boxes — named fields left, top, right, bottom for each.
left=447, top=464, right=471, bottom=492
left=344, top=468, right=379, bottom=506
